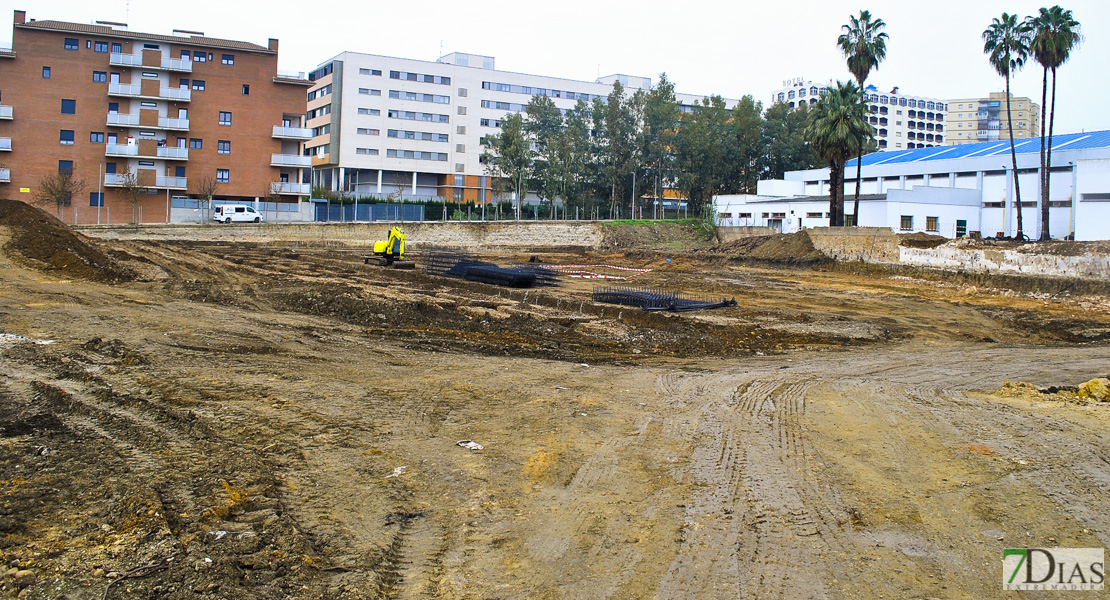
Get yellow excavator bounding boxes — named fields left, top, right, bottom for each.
left=366, top=226, right=415, bottom=269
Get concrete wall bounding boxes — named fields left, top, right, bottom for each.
left=806, top=227, right=901, bottom=263
left=899, top=245, right=1110, bottom=279
left=717, top=226, right=777, bottom=241
left=80, top=220, right=605, bottom=250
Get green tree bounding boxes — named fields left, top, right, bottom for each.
left=838, top=10, right=888, bottom=225
left=1027, top=5, right=1081, bottom=240
left=728, top=95, right=765, bottom=194
left=561, top=99, right=596, bottom=215
left=595, top=81, right=643, bottom=218
left=480, top=112, right=532, bottom=219
left=524, top=95, right=566, bottom=216
left=34, top=167, right=87, bottom=219
left=642, top=74, right=681, bottom=218
left=984, top=13, right=1032, bottom=240
left=763, top=101, right=820, bottom=180
left=805, top=81, right=872, bottom=227
left=674, top=96, right=732, bottom=214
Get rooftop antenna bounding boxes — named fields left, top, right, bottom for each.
left=438, top=39, right=443, bottom=60
left=125, top=0, right=130, bottom=25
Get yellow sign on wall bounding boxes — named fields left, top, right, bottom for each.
left=19, top=188, right=30, bottom=193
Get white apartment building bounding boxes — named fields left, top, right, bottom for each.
left=716, top=130, right=1110, bottom=241
left=305, top=52, right=729, bottom=204
left=770, top=77, right=948, bottom=151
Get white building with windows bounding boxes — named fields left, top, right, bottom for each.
left=305, top=51, right=730, bottom=204
left=716, top=130, right=1110, bottom=241
left=770, top=77, right=948, bottom=151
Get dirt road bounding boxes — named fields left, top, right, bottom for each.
left=0, top=214, right=1107, bottom=599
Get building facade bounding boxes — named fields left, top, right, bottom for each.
left=945, top=92, right=1039, bottom=145
left=717, top=130, right=1110, bottom=240
left=0, top=10, right=311, bottom=225
left=771, top=77, right=948, bottom=151
left=305, top=51, right=727, bottom=203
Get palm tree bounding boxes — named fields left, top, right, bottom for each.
left=805, top=81, right=873, bottom=227
left=838, top=10, right=888, bottom=226
left=983, top=13, right=1031, bottom=240
left=1027, top=5, right=1081, bottom=241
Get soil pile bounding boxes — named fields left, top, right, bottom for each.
left=599, top=220, right=715, bottom=251
left=898, top=232, right=948, bottom=249
left=0, top=199, right=134, bottom=282
left=711, top=231, right=831, bottom=266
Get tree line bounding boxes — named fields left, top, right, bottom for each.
left=806, top=6, right=1081, bottom=240
left=479, top=76, right=822, bottom=220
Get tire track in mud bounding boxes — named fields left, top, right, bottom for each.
left=375, top=511, right=449, bottom=600
left=658, top=370, right=850, bottom=600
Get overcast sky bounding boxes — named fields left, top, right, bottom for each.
left=4, top=0, right=1106, bottom=134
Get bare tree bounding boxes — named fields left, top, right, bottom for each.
left=34, top=169, right=88, bottom=219
left=116, top=165, right=149, bottom=224
left=194, top=174, right=220, bottom=221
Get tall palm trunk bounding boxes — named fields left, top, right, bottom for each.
left=853, top=139, right=862, bottom=226
left=1041, top=67, right=1057, bottom=241
left=1038, top=66, right=1048, bottom=240
left=1005, top=78, right=1023, bottom=240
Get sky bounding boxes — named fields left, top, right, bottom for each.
left=3, top=0, right=1106, bottom=134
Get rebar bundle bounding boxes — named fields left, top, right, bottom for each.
left=592, top=286, right=737, bottom=312
left=424, top=251, right=557, bottom=288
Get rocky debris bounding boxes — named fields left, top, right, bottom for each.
left=1077, top=378, right=1110, bottom=402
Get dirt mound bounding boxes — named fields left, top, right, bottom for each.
left=710, top=231, right=831, bottom=266
left=899, top=232, right=948, bottom=249
left=0, top=199, right=134, bottom=282
left=599, top=220, right=715, bottom=251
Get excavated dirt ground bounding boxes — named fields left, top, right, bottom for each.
left=1, top=201, right=1109, bottom=599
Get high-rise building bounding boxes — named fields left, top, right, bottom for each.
left=0, top=10, right=311, bottom=224
left=945, top=92, right=1039, bottom=145
left=305, top=51, right=728, bottom=202
left=770, top=77, right=948, bottom=151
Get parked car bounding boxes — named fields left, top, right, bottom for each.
left=213, top=205, right=263, bottom=224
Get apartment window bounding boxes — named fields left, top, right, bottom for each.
left=89, top=192, right=104, bottom=207
left=218, top=111, right=232, bottom=126
left=193, top=51, right=206, bottom=63
left=59, top=130, right=75, bottom=145
left=358, top=88, right=381, bottom=96
left=111, top=42, right=122, bottom=53
left=926, top=216, right=939, bottom=232
left=357, top=108, right=380, bottom=116
left=355, top=148, right=379, bottom=155
left=242, top=84, right=250, bottom=95
left=357, top=128, right=380, bottom=135
left=105, top=162, right=116, bottom=174
left=138, top=160, right=156, bottom=167
left=179, top=78, right=189, bottom=88
left=458, top=88, right=467, bottom=97
left=221, top=54, right=235, bottom=65
left=42, top=66, right=51, bottom=78
left=90, top=132, right=104, bottom=143
left=192, top=80, right=206, bottom=91
left=216, top=169, right=230, bottom=183
left=458, top=106, right=467, bottom=115
left=359, top=68, right=382, bottom=76
left=92, top=70, right=107, bottom=83
left=456, top=144, right=465, bottom=153
left=217, top=140, right=230, bottom=154
left=64, top=38, right=79, bottom=50
left=140, top=101, right=157, bottom=108
left=140, top=72, right=159, bottom=79
left=457, top=126, right=466, bottom=134
left=175, top=166, right=186, bottom=178
left=900, top=215, right=913, bottom=230
left=189, top=138, right=203, bottom=149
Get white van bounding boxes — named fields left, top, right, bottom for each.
left=213, top=205, right=264, bottom=224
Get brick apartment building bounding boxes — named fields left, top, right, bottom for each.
left=0, top=10, right=312, bottom=224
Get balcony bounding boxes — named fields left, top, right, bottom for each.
left=271, top=154, right=312, bottom=167
left=0, top=168, right=9, bottom=182
left=104, top=173, right=187, bottom=190
left=273, top=125, right=312, bottom=140
left=109, top=52, right=192, bottom=72
left=106, top=113, right=190, bottom=131
left=104, top=143, right=189, bottom=160
left=0, top=137, right=10, bottom=151
left=0, top=105, right=11, bottom=119
left=270, top=182, right=310, bottom=196
left=108, top=83, right=191, bottom=102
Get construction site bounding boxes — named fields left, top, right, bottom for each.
left=0, top=198, right=1108, bottom=599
